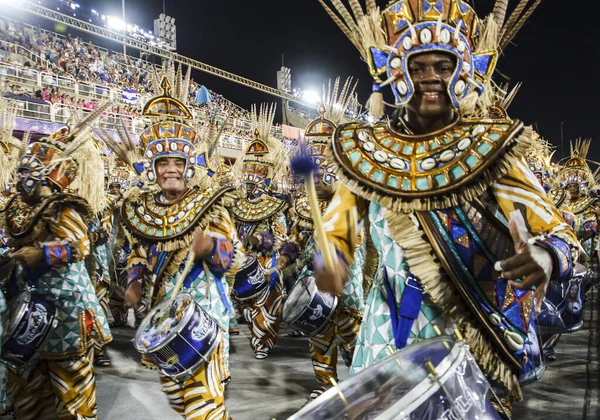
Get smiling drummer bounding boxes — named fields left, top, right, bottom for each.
left=313, top=0, right=578, bottom=416
left=121, top=75, right=242, bottom=419
left=229, top=104, right=289, bottom=360
left=278, top=79, right=368, bottom=400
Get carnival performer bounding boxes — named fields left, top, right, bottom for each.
left=103, top=157, right=133, bottom=328
left=229, top=103, right=289, bottom=359
left=280, top=80, right=368, bottom=399
left=116, top=73, right=241, bottom=419
left=313, top=1, right=578, bottom=415
left=214, top=158, right=242, bottom=336
left=1, top=107, right=113, bottom=419
left=556, top=139, right=598, bottom=265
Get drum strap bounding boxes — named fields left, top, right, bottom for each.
left=187, top=263, right=233, bottom=314
left=383, top=269, right=423, bottom=350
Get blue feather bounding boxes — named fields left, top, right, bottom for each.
left=290, top=144, right=318, bottom=176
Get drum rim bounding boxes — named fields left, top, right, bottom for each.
left=160, top=327, right=222, bottom=382
left=289, top=336, right=461, bottom=419
left=134, top=293, right=199, bottom=353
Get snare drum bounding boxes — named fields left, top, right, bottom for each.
left=1, top=290, right=57, bottom=374
left=289, top=336, right=501, bottom=420
left=134, top=293, right=221, bottom=382
left=232, top=255, right=268, bottom=302
left=537, top=262, right=588, bottom=334
left=282, top=276, right=338, bottom=336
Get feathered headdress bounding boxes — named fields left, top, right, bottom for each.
left=558, top=138, right=596, bottom=189
left=318, top=0, right=543, bottom=117
left=304, top=77, right=358, bottom=185
left=101, top=76, right=212, bottom=193
left=18, top=102, right=112, bottom=212
left=234, top=103, right=287, bottom=190
left=525, top=131, right=554, bottom=176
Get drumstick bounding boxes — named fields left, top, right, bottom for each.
left=168, top=250, right=196, bottom=305
left=291, top=153, right=335, bottom=274
left=304, top=171, right=335, bottom=273
left=329, top=378, right=349, bottom=406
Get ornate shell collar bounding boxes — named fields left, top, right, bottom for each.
left=122, top=186, right=233, bottom=242
left=230, top=194, right=288, bottom=223
left=328, top=116, right=531, bottom=212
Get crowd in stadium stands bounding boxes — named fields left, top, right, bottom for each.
left=0, top=16, right=252, bottom=137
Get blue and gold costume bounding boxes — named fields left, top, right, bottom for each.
left=316, top=0, right=578, bottom=410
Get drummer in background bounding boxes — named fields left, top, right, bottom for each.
left=313, top=0, right=578, bottom=416
left=1, top=119, right=113, bottom=419
left=103, top=158, right=134, bottom=329
left=121, top=76, right=241, bottom=419
left=278, top=82, right=366, bottom=400
left=84, top=145, right=120, bottom=368
left=229, top=104, right=289, bottom=360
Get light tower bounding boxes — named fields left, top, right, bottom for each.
left=277, top=65, right=292, bottom=124
left=154, top=13, right=177, bottom=51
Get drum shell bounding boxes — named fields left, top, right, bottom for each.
left=232, top=256, right=268, bottom=302
left=1, top=291, right=56, bottom=373
left=282, top=276, right=338, bottom=337
left=135, top=298, right=221, bottom=382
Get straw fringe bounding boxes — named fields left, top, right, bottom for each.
left=361, top=221, right=378, bottom=295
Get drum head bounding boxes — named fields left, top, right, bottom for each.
left=282, top=277, right=317, bottom=321
left=289, top=337, right=461, bottom=419
left=134, top=293, right=195, bottom=353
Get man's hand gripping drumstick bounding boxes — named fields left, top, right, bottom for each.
left=290, top=148, right=345, bottom=295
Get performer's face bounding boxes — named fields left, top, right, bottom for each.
left=314, top=167, right=335, bottom=198
left=534, top=172, right=543, bottom=185
left=109, top=183, right=121, bottom=195
left=405, top=52, right=456, bottom=119
left=155, top=157, right=186, bottom=196
left=568, top=183, right=580, bottom=197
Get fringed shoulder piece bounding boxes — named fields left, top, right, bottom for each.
left=121, top=185, right=236, bottom=252
left=327, top=116, right=533, bottom=212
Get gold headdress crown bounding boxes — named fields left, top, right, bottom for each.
left=559, top=138, right=595, bottom=188
left=319, top=0, right=543, bottom=116
left=304, top=77, right=358, bottom=185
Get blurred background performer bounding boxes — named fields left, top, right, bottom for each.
left=280, top=78, right=368, bottom=399
left=229, top=104, right=289, bottom=360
